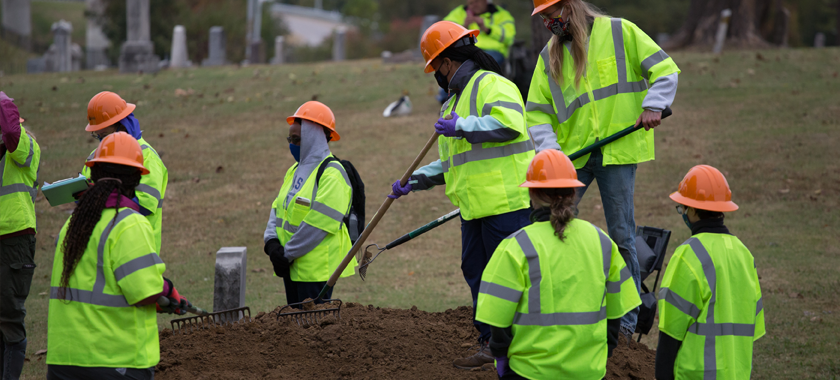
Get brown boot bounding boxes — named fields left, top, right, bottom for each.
left=453, top=342, right=494, bottom=370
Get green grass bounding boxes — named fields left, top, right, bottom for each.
left=2, top=48, right=839, bottom=379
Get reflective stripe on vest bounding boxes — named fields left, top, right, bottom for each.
left=0, top=154, right=38, bottom=201
left=50, top=209, right=161, bottom=307
left=510, top=225, right=614, bottom=326
left=275, top=160, right=351, bottom=238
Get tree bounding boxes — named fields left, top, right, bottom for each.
left=663, top=0, right=790, bottom=49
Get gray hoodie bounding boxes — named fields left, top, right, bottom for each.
left=264, top=120, right=331, bottom=260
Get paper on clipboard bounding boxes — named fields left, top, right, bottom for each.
left=42, top=174, right=90, bottom=207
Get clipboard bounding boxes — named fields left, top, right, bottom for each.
left=42, top=174, right=90, bottom=207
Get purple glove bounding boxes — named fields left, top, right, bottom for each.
left=434, top=112, right=460, bottom=137
left=388, top=180, right=412, bottom=199
left=495, top=356, right=510, bottom=378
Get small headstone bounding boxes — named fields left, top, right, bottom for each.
left=213, top=247, right=246, bottom=322
left=119, top=0, right=160, bottom=73
left=170, top=25, right=188, bottom=68
left=814, top=33, right=826, bottom=48
left=712, top=9, right=731, bottom=54
left=333, top=27, right=346, bottom=62
left=2, top=0, right=32, bottom=50
left=85, top=0, right=111, bottom=69
left=202, top=26, right=227, bottom=66
left=45, top=20, right=73, bottom=72
left=244, top=0, right=263, bottom=64
left=270, top=35, right=284, bottom=65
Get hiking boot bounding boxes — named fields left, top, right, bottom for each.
left=453, top=342, right=494, bottom=370
left=620, top=326, right=634, bottom=346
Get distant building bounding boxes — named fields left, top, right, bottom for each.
left=270, top=3, right=355, bottom=46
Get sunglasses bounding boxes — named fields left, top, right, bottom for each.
left=675, top=205, right=687, bottom=215
left=286, top=135, right=301, bottom=145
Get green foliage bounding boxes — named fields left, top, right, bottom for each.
left=0, top=37, right=35, bottom=75
left=30, top=1, right=87, bottom=53
left=787, top=0, right=837, bottom=46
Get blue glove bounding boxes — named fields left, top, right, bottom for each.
left=388, top=180, right=412, bottom=199
left=496, top=356, right=510, bottom=378
left=434, top=112, right=460, bottom=137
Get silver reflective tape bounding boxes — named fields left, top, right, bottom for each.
left=87, top=151, right=96, bottom=160
left=12, top=137, right=34, bottom=168
left=326, top=162, right=351, bottom=187
left=514, top=230, right=541, bottom=314
left=94, top=209, right=138, bottom=294
left=641, top=50, right=670, bottom=79
left=0, top=183, right=35, bottom=196
left=659, top=287, right=701, bottom=320
left=135, top=184, right=161, bottom=202
left=113, top=253, right=163, bottom=282
left=606, top=267, right=632, bottom=294
left=592, top=80, right=647, bottom=101
left=596, top=227, right=611, bottom=278
left=470, top=72, right=493, bottom=117
left=525, top=101, right=555, bottom=114
left=688, top=322, right=755, bottom=337
left=50, top=287, right=131, bottom=307
left=311, top=200, right=345, bottom=223
left=482, top=101, right=524, bottom=117
left=157, top=198, right=163, bottom=209
left=513, top=306, right=607, bottom=326
left=479, top=280, right=522, bottom=303
left=755, top=297, right=763, bottom=315
left=686, top=237, right=718, bottom=380
left=283, top=220, right=299, bottom=234
left=611, top=18, right=627, bottom=84
left=448, top=139, right=534, bottom=169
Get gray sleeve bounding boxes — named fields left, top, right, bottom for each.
left=642, top=73, right=678, bottom=112
left=283, top=222, right=328, bottom=260
left=264, top=208, right=278, bottom=243
left=527, top=123, right=562, bottom=153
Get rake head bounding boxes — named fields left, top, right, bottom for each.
left=277, top=299, right=342, bottom=327
left=358, top=243, right=385, bottom=280
left=170, top=306, right=252, bottom=333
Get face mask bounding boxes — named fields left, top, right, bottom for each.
left=289, top=143, right=300, bottom=162
left=434, top=61, right=450, bottom=91
left=682, top=213, right=693, bottom=230
left=543, top=8, right=571, bottom=39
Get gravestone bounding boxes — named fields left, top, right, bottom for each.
left=332, top=27, right=346, bottom=62
left=202, top=26, right=227, bottom=66
left=814, top=33, right=826, bottom=48
left=170, top=25, right=188, bottom=68
left=85, top=0, right=110, bottom=69
left=244, top=0, right=263, bottom=64
left=213, top=247, right=246, bottom=321
left=712, top=9, right=731, bottom=54
left=270, top=36, right=284, bottom=65
left=1, top=0, right=31, bottom=50
left=119, top=0, right=160, bottom=73
left=45, top=20, right=72, bottom=72
left=419, top=15, right=439, bottom=45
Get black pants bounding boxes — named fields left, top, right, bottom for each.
left=47, top=365, right=154, bottom=380
left=0, top=235, right=36, bottom=345
left=281, top=277, right=332, bottom=305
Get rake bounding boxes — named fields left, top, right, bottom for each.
left=276, top=131, right=441, bottom=326
left=163, top=296, right=252, bottom=333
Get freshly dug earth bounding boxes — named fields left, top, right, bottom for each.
left=157, top=304, right=655, bottom=380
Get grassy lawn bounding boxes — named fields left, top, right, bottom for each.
left=2, top=47, right=838, bottom=379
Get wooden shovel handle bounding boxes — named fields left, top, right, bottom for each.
left=325, top=131, right=440, bottom=287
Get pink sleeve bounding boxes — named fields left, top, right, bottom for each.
left=0, top=92, right=21, bottom=153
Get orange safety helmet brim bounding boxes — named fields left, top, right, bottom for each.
left=85, top=91, right=136, bottom=132
left=520, top=149, right=586, bottom=188
left=286, top=101, right=340, bottom=142
left=668, top=165, right=738, bottom=212
left=532, top=0, right=564, bottom=16
left=420, top=21, right=480, bottom=74
left=85, top=131, right=150, bottom=175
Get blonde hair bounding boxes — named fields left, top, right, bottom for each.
left=548, top=0, right=609, bottom=88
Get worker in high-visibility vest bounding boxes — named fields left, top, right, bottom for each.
left=0, top=92, right=40, bottom=380
left=656, top=165, right=764, bottom=380
left=81, top=92, right=168, bottom=256
left=476, top=149, right=641, bottom=380
left=528, top=0, right=680, bottom=339
left=263, top=101, right=356, bottom=305
left=439, top=0, right=516, bottom=103
left=389, top=21, right=534, bottom=370
left=47, top=132, right=192, bottom=380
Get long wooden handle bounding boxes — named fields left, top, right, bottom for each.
left=325, top=132, right=440, bottom=287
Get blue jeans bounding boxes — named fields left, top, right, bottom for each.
left=461, top=208, right=531, bottom=343
left=574, top=149, right=641, bottom=332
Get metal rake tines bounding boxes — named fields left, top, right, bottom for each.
left=358, top=243, right=385, bottom=280
left=170, top=307, right=252, bottom=333
left=276, top=299, right=342, bottom=327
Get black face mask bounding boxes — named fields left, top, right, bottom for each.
left=434, top=60, right=451, bottom=91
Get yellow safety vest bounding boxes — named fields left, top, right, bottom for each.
left=0, top=126, right=40, bottom=235
left=476, top=218, right=641, bottom=379
left=47, top=207, right=164, bottom=368
left=658, top=233, right=765, bottom=380
left=526, top=17, right=680, bottom=168
left=272, top=155, right=356, bottom=282
left=443, top=5, right=516, bottom=58
left=83, top=137, right=167, bottom=254
left=439, top=69, right=534, bottom=220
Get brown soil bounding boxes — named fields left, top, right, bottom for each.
left=157, top=304, right=655, bottom=380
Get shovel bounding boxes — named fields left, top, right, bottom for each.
left=277, top=130, right=441, bottom=325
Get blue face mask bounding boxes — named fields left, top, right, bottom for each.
left=682, top=213, right=693, bottom=230
left=289, top=143, right=300, bottom=162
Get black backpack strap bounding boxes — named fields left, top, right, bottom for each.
left=315, top=156, right=340, bottom=186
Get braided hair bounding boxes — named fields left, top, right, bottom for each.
left=530, top=188, right=577, bottom=241
left=438, top=43, right=504, bottom=76
left=58, top=163, right=141, bottom=300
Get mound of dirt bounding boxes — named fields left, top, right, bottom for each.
left=157, top=304, right=655, bottom=379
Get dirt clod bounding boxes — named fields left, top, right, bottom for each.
left=157, top=305, right=655, bottom=379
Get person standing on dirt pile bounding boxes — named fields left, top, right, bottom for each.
left=527, top=0, right=680, bottom=339
left=0, top=92, right=40, bottom=380
left=81, top=91, right=168, bottom=257
left=438, top=0, right=516, bottom=103
left=655, top=165, right=764, bottom=380
left=263, top=101, right=357, bottom=305
left=475, top=149, right=641, bottom=380
left=47, top=132, right=193, bottom=380
left=388, top=21, right=534, bottom=370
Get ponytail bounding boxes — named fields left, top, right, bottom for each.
left=439, top=44, right=503, bottom=76
left=530, top=188, right=577, bottom=241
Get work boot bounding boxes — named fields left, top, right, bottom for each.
left=2, top=338, right=26, bottom=380
left=620, top=326, right=634, bottom=346
left=453, top=341, right=494, bottom=370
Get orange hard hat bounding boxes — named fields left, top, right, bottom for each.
left=85, top=91, right=136, bottom=132
left=420, top=21, right=480, bottom=74
left=520, top=149, right=585, bottom=188
left=669, top=165, right=738, bottom=212
left=85, top=132, right=149, bottom=175
left=532, top=0, right=564, bottom=16
left=286, top=101, right=340, bottom=142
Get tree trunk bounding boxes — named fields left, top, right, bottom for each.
left=663, top=0, right=771, bottom=50
left=837, top=0, right=840, bottom=46
left=530, top=15, right=552, bottom=62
